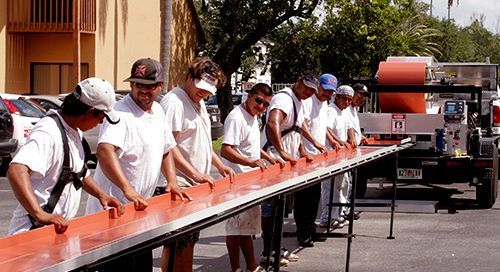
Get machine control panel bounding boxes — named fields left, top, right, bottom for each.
left=444, top=100, right=466, bottom=122
left=444, top=100, right=465, bottom=114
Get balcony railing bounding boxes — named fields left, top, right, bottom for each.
left=7, top=0, right=96, bottom=33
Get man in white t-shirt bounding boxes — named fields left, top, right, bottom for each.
left=159, top=57, right=235, bottom=272
left=320, top=85, right=354, bottom=228
left=8, top=77, right=124, bottom=235
left=86, top=58, right=190, bottom=272
left=347, top=83, right=369, bottom=147
left=298, top=73, right=337, bottom=244
left=221, top=83, right=282, bottom=272
left=262, top=72, right=317, bottom=250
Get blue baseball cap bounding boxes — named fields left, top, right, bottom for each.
left=319, top=73, right=338, bottom=91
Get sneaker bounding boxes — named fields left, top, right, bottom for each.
left=247, top=266, right=266, bottom=272
left=259, top=255, right=289, bottom=267
left=282, top=250, right=299, bottom=262
left=298, top=237, right=314, bottom=247
left=234, top=268, right=244, bottom=272
left=331, top=220, right=345, bottom=229
left=312, top=234, right=327, bottom=242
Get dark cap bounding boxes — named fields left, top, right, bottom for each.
left=353, top=83, right=368, bottom=96
left=302, top=71, right=319, bottom=91
left=124, top=58, right=164, bottom=84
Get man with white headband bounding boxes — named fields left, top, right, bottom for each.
left=159, top=57, right=236, bottom=272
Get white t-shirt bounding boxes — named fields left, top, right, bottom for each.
left=9, top=110, right=87, bottom=235
left=262, top=87, right=304, bottom=159
left=85, top=95, right=176, bottom=214
left=160, top=86, right=212, bottom=187
left=222, top=105, right=262, bottom=236
left=347, top=105, right=362, bottom=145
left=302, top=94, right=329, bottom=155
left=327, top=102, right=353, bottom=143
left=222, top=105, right=260, bottom=174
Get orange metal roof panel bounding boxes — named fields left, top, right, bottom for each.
left=0, top=146, right=397, bottom=271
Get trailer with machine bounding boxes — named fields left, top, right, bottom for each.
left=357, top=57, right=499, bottom=208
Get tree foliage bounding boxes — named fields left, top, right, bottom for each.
left=195, top=0, right=500, bottom=117
left=196, top=0, right=320, bottom=119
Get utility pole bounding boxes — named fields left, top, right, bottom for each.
left=447, top=0, right=452, bottom=20
left=430, top=0, right=433, bottom=17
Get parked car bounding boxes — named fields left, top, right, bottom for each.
left=0, top=94, right=18, bottom=174
left=232, top=93, right=245, bottom=106
left=28, top=94, right=98, bottom=164
left=2, top=94, right=45, bottom=153
left=205, top=96, right=224, bottom=140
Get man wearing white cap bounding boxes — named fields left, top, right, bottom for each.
left=8, top=77, right=124, bottom=235
left=86, top=58, right=190, bottom=271
left=320, top=85, right=354, bottom=229
left=159, top=57, right=235, bottom=272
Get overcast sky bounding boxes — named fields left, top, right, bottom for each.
left=418, top=0, right=500, bottom=33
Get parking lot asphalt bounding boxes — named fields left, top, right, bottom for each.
left=1, top=175, right=500, bottom=272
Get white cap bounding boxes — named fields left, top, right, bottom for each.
left=75, top=77, right=120, bottom=124
left=194, top=73, right=219, bottom=95
left=336, top=85, right=354, bottom=97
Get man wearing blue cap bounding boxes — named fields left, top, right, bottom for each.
left=296, top=73, right=338, bottom=245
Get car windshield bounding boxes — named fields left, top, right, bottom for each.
left=31, top=98, right=61, bottom=111
left=232, top=94, right=242, bottom=105
left=206, top=96, right=217, bottom=105
left=9, top=99, right=46, bottom=118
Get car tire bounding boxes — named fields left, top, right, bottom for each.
left=0, top=155, right=12, bottom=176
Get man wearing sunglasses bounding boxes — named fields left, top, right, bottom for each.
left=296, top=73, right=338, bottom=247
left=159, top=57, right=236, bottom=272
left=86, top=58, right=190, bottom=272
left=220, top=83, right=283, bottom=272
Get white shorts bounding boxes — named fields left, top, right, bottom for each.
left=225, top=205, right=261, bottom=236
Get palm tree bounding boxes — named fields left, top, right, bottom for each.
left=398, top=15, right=442, bottom=57
left=160, top=0, right=173, bottom=91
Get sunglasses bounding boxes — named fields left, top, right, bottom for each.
left=135, top=82, right=160, bottom=90
left=254, top=96, right=270, bottom=107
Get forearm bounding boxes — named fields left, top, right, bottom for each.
left=347, top=128, right=355, bottom=143
left=260, top=150, right=274, bottom=163
left=211, top=151, right=227, bottom=171
left=301, top=122, right=318, bottom=146
left=266, top=122, right=286, bottom=153
left=96, top=144, right=134, bottom=192
left=172, top=147, right=199, bottom=178
left=327, top=128, right=343, bottom=143
left=161, top=151, right=181, bottom=188
left=7, top=163, right=45, bottom=217
left=82, top=176, right=108, bottom=200
left=221, top=144, right=253, bottom=167
left=326, top=129, right=340, bottom=147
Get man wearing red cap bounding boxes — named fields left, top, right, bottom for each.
left=86, top=58, right=190, bottom=272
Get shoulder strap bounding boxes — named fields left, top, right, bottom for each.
left=43, top=114, right=86, bottom=214
left=263, top=91, right=303, bottom=151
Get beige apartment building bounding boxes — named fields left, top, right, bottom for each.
left=0, top=0, right=203, bottom=94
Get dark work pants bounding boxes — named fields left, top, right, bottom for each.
left=293, top=183, right=321, bottom=241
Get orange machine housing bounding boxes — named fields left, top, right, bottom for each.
left=377, top=61, right=427, bottom=113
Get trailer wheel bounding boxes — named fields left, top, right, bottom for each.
left=477, top=177, right=498, bottom=208
left=355, top=171, right=368, bottom=198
